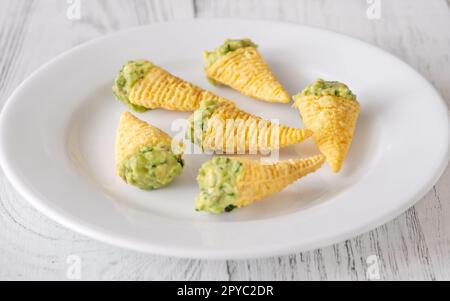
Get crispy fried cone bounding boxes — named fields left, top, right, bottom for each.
left=235, top=155, right=325, bottom=208
left=198, top=101, right=312, bottom=153
left=128, top=66, right=228, bottom=111
left=294, top=95, right=360, bottom=173
left=205, top=47, right=290, bottom=103
left=115, top=112, right=174, bottom=177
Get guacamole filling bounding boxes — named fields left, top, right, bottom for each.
left=295, top=79, right=357, bottom=101
left=113, top=60, right=154, bottom=112
left=195, top=157, right=243, bottom=214
left=186, top=99, right=221, bottom=146
left=203, top=39, right=258, bottom=70
left=121, top=145, right=184, bottom=190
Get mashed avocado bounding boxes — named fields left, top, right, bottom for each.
left=195, top=157, right=243, bottom=214
left=203, top=39, right=258, bottom=70
left=186, top=99, right=221, bottom=145
left=113, top=60, right=154, bottom=112
left=121, top=145, right=184, bottom=190
left=296, top=79, right=357, bottom=100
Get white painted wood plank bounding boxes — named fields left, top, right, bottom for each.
left=0, top=0, right=449, bottom=280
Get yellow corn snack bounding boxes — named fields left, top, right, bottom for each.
left=203, top=39, right=290, bottom=103
left=113, top=60, right=229, bottom=112
left=293, top=79, right=360, bottom=173
left=187, top=99, right=312, bottom=154
left=115, top=112, right=184, bottom=190
left=195, top=155, right=325, bottom=213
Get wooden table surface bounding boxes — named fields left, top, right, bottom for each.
left=0, top=0, right=449, bottom=281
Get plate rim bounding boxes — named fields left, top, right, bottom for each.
left=0, top=18, right=449, bottom=259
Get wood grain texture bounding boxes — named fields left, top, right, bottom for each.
left=0, top=0, right=449, bottom=280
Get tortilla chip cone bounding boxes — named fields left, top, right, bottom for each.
left=236, top=155, right=325, bottom=207
left=294, top=94, right=360, bottom=173
left=130, top=66, right=227, bottom=111
left=113, top=60, right=229, bottom=112
left=187, top=100, right=312, bottom=154
left=195, top=155, right=325, bottom=213
left=204, top=46, right=290, bottom=103
left=115, top=112, right=183, bottom=190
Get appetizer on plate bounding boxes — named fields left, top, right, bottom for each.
left=186, top=99, right=312, bottom=154
left=113, top=60, right=229, bottom=112
left=115, top=112, right=184, bottom=190
left=195, top=155, right=325, bottom=214
left=293, top=79, right=360, bottom=173
left=203, top=39, right=290, bottom=103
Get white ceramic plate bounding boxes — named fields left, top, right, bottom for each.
left=0, top=20, right=449, bottom=259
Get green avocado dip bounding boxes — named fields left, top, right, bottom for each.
left=295, top=79, right=357, bottom=101
left=195, top=157, right=243, bottom=214
left=112, top=60, right=154, bottom=112
left=203, top=39, right=258, bottom=70
left=120, top=145, right=184, bottom=190
left=186, top=99, right=221, bottom=146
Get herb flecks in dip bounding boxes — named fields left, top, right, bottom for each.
left=186, top=99, right=221, bottom=146
left=296, top=78, right=357, bottom=100
left=121, top=145, right=184, bottom=190
left=195, top=157, right=243, bottom=214
left=113, top=60, right=154, bottom=112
